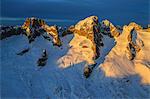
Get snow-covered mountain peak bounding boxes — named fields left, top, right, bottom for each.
left=101, top=22, right=150, bottom=84
left=57, top=16, right=103, bottom=70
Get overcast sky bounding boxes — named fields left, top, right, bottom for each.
left=1, top=0, right=149, bottom=25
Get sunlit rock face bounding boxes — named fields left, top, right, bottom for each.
left=42, top=25, right=61, bottom=46
left=22, top=17, right=61, bottom=46
left=101, top=22, right=150, bottom=84
left=58, top=16, right=103, bottom=68
left=100, top=20, right=120, bottom=39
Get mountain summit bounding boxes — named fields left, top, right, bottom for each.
left=1, top=16, right=150, bottom=98
left=101, top=22, right=150, bottom=84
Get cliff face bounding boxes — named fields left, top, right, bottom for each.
left=58, top=16, right=103, bottom=68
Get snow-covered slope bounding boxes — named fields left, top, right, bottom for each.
left=1, top=34, right=150, bottom=99
left=1, top=17, right=150, bottom=98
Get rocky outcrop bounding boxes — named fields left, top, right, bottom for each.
left=16, top=48, right=30, bottom=56
left=22, top=18, right=44, bottom=43
left=22, top=17, right=61, bottom=46
left=61, top=25, right=74, bottom=37
left=37, top=49, right=48, bottom=67
left=22, top=17, right=46, bottom=36
left=58, top=16, right=103, bottom=69
left=42, top=25, right=61, bottom=46
left=100, top=20, right=121, bottom=39
left=0, top=26, right=23, bottom=40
